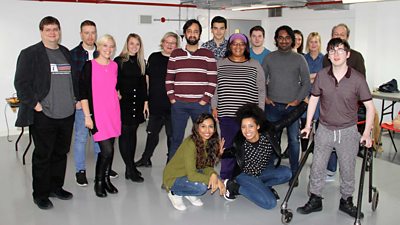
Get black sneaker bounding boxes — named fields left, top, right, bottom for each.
left=76, top=170, right=88, bottom=187
left=135, top=158, right=152, bottom=167
left=339, top=197, right=364, bottom=218
left=270, top=187, right=280, bottom=201
left=109, top=170, right=119, bottom=179
left=34, top=197, right=53, bottom=210
left=49, top=188, right=73, bottom=200
left=223, top=179, right=237, bottom=201
left=297, top=193, right=323, bottom=214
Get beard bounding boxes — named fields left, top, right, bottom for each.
left=185, top=36, right=200, bottom=45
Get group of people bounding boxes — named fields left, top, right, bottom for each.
left=14, top=14, right=375, bottom=222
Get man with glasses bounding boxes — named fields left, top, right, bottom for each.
left=165, top=19, right=217, bottom=159
left=262, top=25, right=310, bottom=187
left=297, top=38, right=374, bottom=218
left=322, top=23, right=366, bottom=182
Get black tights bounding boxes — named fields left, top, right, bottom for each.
left=118, top=124, right=139, bottom=171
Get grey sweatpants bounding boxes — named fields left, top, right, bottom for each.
left=309, top=124, right=361, bottom=199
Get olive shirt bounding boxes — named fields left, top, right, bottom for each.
left=163, top=137, right=217, bottom=191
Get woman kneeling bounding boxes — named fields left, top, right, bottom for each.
left=163, top=113, right=225, bottom=211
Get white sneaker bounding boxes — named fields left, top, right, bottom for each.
left=168, top=192, right=186, bottom=211
left=325, top=175, right=335, bottom=182
left=185, top=196, right=203, bottom=206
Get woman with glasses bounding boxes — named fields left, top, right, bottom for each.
left=135, top=32, right=180, bottom=168
left=211, top=33, right=266, bottom=181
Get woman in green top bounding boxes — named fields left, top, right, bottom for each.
left=163, top=113, right=225, bottom=211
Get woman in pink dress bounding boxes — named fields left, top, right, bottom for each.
left=80, top=34, right=121, bottom=198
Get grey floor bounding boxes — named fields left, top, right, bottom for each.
left=1, top=124, right=399, bottom=225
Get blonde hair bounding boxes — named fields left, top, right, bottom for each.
left=305, top=32, right=321, bottom=53
left=96, top=34, right=116, bottom=57
left=159, top=32, right=180, bottom=49
left=118, top=33, right=146, bottom=75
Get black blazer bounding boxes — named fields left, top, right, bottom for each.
left=14, top=42, right=77, bottom=127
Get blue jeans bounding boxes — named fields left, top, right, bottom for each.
left=265, top=103, right=300, bottom=175
left=236, top=165, right=292, bottom=209
left=170, top=176, right=208, bottom=196
left=170, top=101, right=210, bottom=160
left=73, top=109, right=100, bottom=172
left=327, top=152, right=337, bottom=173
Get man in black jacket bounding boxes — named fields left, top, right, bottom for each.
left=14, top=16, right=77, bottom=210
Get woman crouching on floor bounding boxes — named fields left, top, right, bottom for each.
left=223, top=103, right=299, bottom=209
left=163, top=113, right=225, bottom=211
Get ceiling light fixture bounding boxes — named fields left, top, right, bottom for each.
left=342, top=0, right=383, bottom=3
left=231, top=4, right=281, bottom=11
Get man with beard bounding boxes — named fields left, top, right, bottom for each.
left=262, top=25, right=310, bottom=187
left=165, top=19, right=217, bottom=159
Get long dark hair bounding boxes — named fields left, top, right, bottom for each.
left=190, top=113, right=220, bottom=169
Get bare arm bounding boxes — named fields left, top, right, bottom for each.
left=360, top=100, right=375, bottom=147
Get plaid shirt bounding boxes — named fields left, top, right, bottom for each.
left=201, top=39, right=228, bottom=60
left=70, top=42, right=98, bottom=73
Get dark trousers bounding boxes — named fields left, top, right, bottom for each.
left=118, top=124, right=139, bottom=171
left=219, top=117, right=240, bottom=180
left=30, top=111, right=74, bottom=200
left=141, top=114, right=172, bottom=161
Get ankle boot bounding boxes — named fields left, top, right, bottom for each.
left=104, top=164, right=118, bottom=194
left=297, top=193, right=323, bottom=214
left=94, top=154, right=107, bottom=198
left=339, top=196, right=364, bottom=218
left=125, top=166, right=144, bottom=183
left=94, top=179, right=107, bottom=197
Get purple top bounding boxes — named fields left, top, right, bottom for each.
left=91, top=60, right=121, bottom=141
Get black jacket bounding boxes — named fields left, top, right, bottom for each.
left=223, top=102, right=308, bottom=175
left=14, top=42, right=77, bottom=127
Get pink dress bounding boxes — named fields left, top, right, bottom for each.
left=91, top=60, right=121, bottom=142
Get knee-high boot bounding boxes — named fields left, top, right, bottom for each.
left=104, top=155, right=118, bottom=194
left=94, top=153, right=107, bottom=198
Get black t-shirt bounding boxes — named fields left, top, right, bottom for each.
left=146, top=51, right=171, bottom=115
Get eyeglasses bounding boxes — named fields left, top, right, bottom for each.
left=230, top=42, right=246, bottom=47
left=164, top=41, right=177, bottom=46
left=278, top=36, right=291, bottom=41
left=328, top=48, right=346, bottom=55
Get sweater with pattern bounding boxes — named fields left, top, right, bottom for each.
left=165, top=48, right=217, bottom=103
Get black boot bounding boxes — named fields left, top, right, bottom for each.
left=94, top=154, right=107, bottom=198
left=104, top=163, right=118, bottom=194
left=125, top=165, right=144, bottom=183
left=339, top=196, right=364, bottom=218
left=297, top=193, right=323, bottom=214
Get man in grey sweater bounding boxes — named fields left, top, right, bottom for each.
left=262, top=25, right=310, bottom=186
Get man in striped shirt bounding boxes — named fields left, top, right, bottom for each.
left=165, top=19, right=217, bottom=160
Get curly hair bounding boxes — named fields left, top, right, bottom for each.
left=236, top=103, right=265, bottom=127
left=190, top=113, right=220, bottom=169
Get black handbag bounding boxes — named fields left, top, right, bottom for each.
left=378, top=79, right=399, bottom=93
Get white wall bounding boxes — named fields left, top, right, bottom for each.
left=1, top=0, right=399, bottom=136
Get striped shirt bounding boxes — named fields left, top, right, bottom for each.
left=211, top=58, right=266, bottom=117
left=165, top=48, right=217, bottom=103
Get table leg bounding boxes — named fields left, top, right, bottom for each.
left=22, top=131, right=32, bottom=165
left=15, top=127, right=24, bottom=152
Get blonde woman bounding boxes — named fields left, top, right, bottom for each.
left=115, top=33, right=147, bottom=182
left=80, top=34, right=121, bottom=197
left=136, top=32, right=180, bottom=167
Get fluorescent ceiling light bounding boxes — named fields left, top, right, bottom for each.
left=342, top=0, right=383, bottom=3
left=231, top=4, right=281, bottom=11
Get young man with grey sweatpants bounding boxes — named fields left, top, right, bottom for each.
left=296, top=38, right=375, bottom=219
